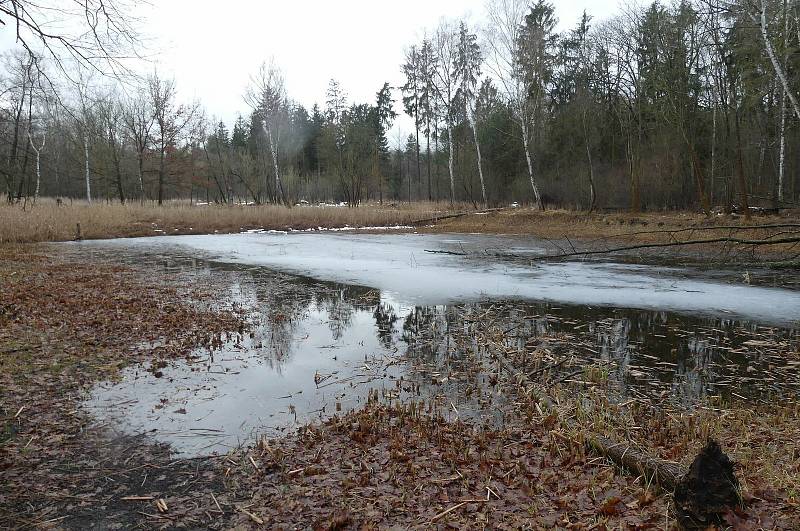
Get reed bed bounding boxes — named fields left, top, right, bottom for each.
left=0, top=199, right=465, bottom=244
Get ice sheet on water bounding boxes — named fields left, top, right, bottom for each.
left=82, top=232, right=800, bottom=326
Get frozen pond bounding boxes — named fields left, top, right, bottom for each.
left=75, top=233, right=800, bottom=456
left=82, top=232, right=800, bottom=326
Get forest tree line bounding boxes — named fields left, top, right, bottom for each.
left=2, top=0, right=799, bottom=211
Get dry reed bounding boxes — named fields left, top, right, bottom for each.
left=0, top=199, right=465, bottom=244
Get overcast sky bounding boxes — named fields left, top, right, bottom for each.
left=1, top=0, right=621, bottom=140
left=137, top=0, right=620, bottom=138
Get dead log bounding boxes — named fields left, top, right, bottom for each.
left=586, top=435, right=684, bottom=491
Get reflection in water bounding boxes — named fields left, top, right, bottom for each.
left=82, top=248, right=799, bottom=456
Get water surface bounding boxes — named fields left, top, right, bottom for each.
left=76, top=234, right=799, bottom=456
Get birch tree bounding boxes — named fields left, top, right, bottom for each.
left=75, top=70, right=97, bottom=203
left=246, top=61, right=290, bottom=206
left=27, top=111, right=46, bottom=204
left=431, top=21, right=460, bottom=205
left=753, top=0, right=800, bottom=122
left=455, top=20, right=487, bottom=206
left=485, top=0, right=554, bottom=209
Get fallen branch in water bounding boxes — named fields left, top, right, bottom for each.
left=409, top=207, right=509, bottom=226
left=592, top=223, right=800, bottom=243
left=423, top=249, right=468, bottom=256
left=531, top=236, right=800, bottom=261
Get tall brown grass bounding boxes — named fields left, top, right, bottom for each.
left=0, top=199, right=466, bottom=244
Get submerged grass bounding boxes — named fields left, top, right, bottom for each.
left=461, top=312, right=800, bottom=527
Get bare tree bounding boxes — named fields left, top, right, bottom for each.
left=149, top=72, right=196, bottom=205
left=2, top=51, right=34, bottom=202
left=245, top=61, right=289, bottom=206
left=99, top=91, right=127, bottom=203
left=431, top=20, right=459, bottom=205
left=485, top=0, right=549, bottom=209
left=74, top=69, right=98, bottom=203
left=0, top=0, right=143, bottom=79
left=121, top=87, right=154, bottom=202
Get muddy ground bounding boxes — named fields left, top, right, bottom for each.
left=1, top=237, right=798, bottom=529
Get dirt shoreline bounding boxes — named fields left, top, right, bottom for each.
left=1, top=234, right=798, bottom=528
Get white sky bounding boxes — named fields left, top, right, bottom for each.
left=1, top=0, right=621, bottom=139
left=140, top=0, right=620, bottom=137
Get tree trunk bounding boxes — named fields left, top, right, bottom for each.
left=760, top=1, right=800, bottom=122
left=469, top=114, right=487, bottom=207
left=734, top=102, right=751, bottom=220
left=426, top=130, right=432, bottom=201
left=266, top=126, right=286, bottom=206
left=777, top=0, right=789, bottom=205
left=587, top=436, right=684, bottom=491
left=85, top=130, right=92, bottom=204
left=415, top=110, right=422, bottom=199
left=157, top=146, right=165, bottom=205
left=521, top=119, right=543, bottom=210
left=582, top=109, right=596, bottom=212
left=687, top=142, right=711, bottom=213
left=447, top=126, right=455, bottom=205
left=109, top=131, right=125, bottom=204
left=137, top=151, right=146, bottom=203
left=28, top=132, right=44, bottom=204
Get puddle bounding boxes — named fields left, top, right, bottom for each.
left=74, top=235, right=799, bottom=457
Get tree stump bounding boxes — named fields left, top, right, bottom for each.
left=587, top=437, right=741, bottom=529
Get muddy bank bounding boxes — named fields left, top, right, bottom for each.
left=0, top=247, right=245, bottom=528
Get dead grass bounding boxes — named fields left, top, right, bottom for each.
left=425, top=207, right=800, bottom=242
left=0, top=199, right=467, bottom=244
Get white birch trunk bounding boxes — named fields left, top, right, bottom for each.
left=759, top=1, right=800, bottom=121
left=447, top=125, right=455, bottom=205
left=265, top=124, right=284, bottom=205
left=778, top=0, right=788, bottom=203
left=84, top=129, right=92, bottom=204
left=28, top=132, right=45, bottom=203
left=469, top=110, right=487, bottom=206
left=521, top=118, right=542, bottom=209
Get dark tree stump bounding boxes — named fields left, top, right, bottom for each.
left=673, top=440, right=741, bottom=529
left=587, top=437, right=742, bottom=530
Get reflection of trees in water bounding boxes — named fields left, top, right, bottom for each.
left=373, top=303, right=399, bottom=348
left=113, top=249, right=799, bottom=403
left=402, top=305, right=458, bottom=366
left=229, top=268, right=402, bottom=366
left=320, top=289, right=356, bottom=341
left=455, top=300, right=797, bottom=403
